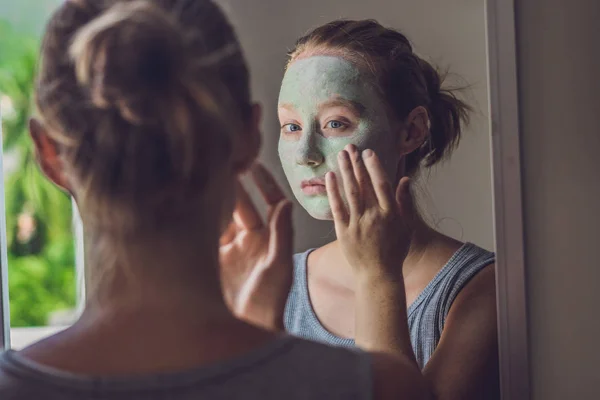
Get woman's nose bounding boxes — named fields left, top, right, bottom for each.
left=295, top=134, right=324, bottom=167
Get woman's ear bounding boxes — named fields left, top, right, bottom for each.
left=29, top=118, right=72, bottom=193
left=397, top=106, right=430, bottom=156
left=231, top=103, right=262, bottom=174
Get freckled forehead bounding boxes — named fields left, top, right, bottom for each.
left=284, top=56, right=361, bottom=84
left=278, top=56, right=376, bottom=107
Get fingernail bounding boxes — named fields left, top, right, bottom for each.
left=363, top=149, right=373, bottom=158
left=338, top=150, right=348, bottom=160
left=251, top=164, right=266, bottom=181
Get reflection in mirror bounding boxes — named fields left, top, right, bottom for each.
left=0, top=0, right=506, bottom=399
left=223, top=0, right=498, bottom=398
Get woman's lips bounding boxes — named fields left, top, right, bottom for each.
left=301, top=178, right=327, bottom=195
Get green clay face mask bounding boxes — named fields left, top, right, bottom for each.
left=278, top=56, right=400, bottom=220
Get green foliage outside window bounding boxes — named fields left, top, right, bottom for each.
left=1, top=20, right=76, bottom=327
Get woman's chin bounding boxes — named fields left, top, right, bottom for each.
left=295, top=194, right=335, bottom=221
left=304, top=207, right=334, bottom=221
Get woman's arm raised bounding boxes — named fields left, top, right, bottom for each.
left=327, top=145, right=498, bottom=400
left=325, top=144, right=416, bottom=360
left=219, top=164, right=293, bottom=331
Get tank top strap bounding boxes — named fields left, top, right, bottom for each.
left=438, top=243, right=496, bottom=327
left=407, top=242, right=495, bottom=367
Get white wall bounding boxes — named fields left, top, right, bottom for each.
left=218, top=0, right=494, bottom=252
left=515, top=0, right=600, bottom=398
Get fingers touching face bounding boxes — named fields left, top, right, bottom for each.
left=326, top=145, right=397, bottom=224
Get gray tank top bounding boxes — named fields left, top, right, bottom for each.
left=284, top=242, right=495, bottom=368
left=0, top=336, right=372, bottom=399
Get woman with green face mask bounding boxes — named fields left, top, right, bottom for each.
left=270, top=19, right=497, bottom=400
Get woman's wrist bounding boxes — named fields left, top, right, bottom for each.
left=354, top=269, right=415, bottom=361
left=355, top=273, right=407, bottom=312
left=354, top=264, right=406, bottom=288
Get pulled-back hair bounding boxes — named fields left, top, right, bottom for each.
left=287, top=19, right=471, bottom=176
left=36, top=0, right=250, bottom=232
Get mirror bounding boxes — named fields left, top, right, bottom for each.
left=218, top=1, right=526, bottom=398
left=0, top=0, right=528, bottom=398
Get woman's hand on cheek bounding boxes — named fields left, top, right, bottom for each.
left=325, top=144, right=414, bottom=282
left=327, top=146, right=418, bottom=360
left=219, top=163, right=294, bottom=331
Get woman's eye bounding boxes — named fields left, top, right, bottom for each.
left=325, top=120, right=345, bottom=129
left=283, top=123, right=302, bottom=133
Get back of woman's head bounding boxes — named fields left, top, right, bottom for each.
left=287, top=19, right=471, bottom=176
left=37, top=0, right=250, bottom=232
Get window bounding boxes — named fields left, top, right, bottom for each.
left=0, top=1, right=84, bottom=350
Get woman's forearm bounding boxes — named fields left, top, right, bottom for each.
left=354, top=274, right=417, bottom=366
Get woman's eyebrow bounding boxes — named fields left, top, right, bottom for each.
left=278, top=103, right=296, bottom=111
left=318, top=98, right=365, bottom=116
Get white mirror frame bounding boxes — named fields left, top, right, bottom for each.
left=486, top=0, right=530, bottom=398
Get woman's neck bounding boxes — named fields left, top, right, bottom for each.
left=317, top=215, right=451, bottom=289
left=80, top=226, right=232, bottom=326
left=403, top=214, right=438, bottom=276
